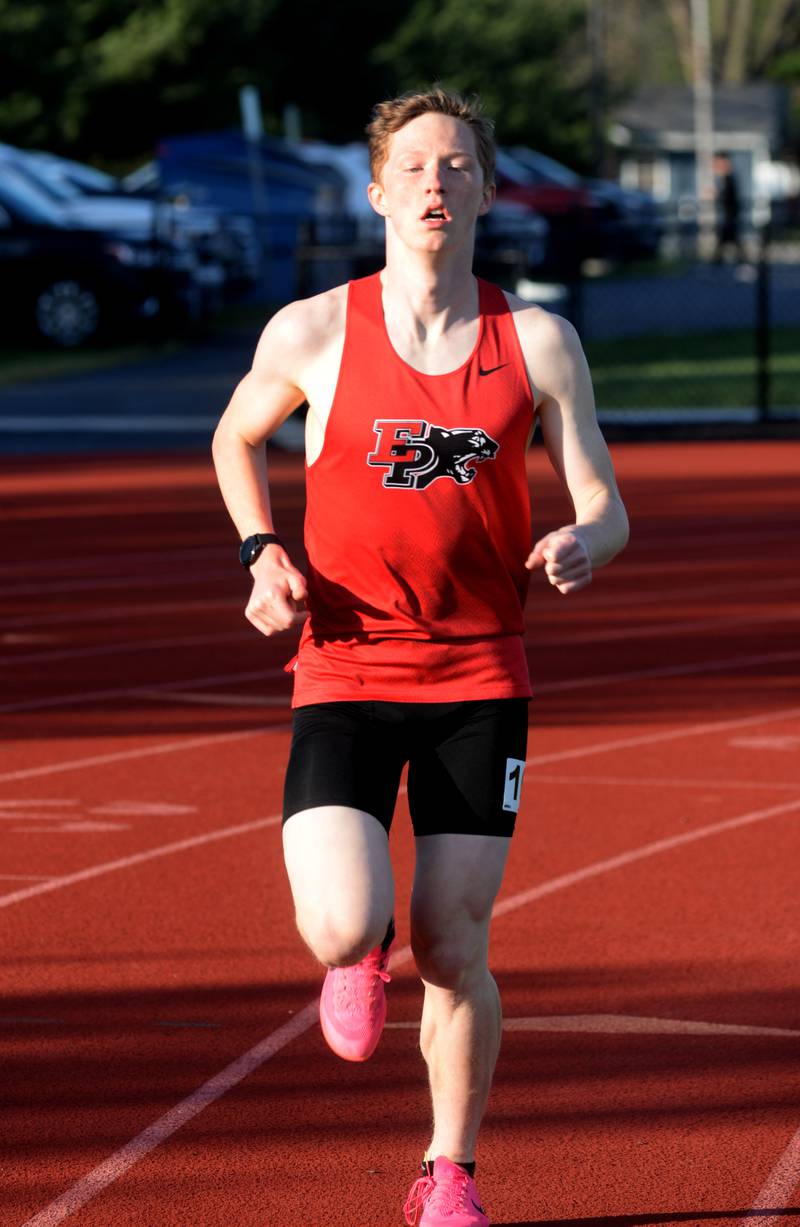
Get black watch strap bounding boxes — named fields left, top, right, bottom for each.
left=239, top=532, right=284, bottom=569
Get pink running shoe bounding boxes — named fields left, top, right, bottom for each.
left=403, top=1156, right=489, bottom=1226
left=318, top=938, right=393, bottom=1062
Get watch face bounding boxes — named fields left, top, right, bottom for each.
left=239, top=535, right=261, bottom=567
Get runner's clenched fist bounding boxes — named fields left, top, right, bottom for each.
left=525, top=527, right=592, bottom=594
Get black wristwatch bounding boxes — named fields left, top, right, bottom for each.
left=239, top=532, right=284, bottom=569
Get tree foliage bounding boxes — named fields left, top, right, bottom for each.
left=0, top=0, right=797, bottom=170
left=372, top=0, right=591, bottom=165
left=663, top=0, right=800, bottom=84
left=0, top=0, right=406, bottom=164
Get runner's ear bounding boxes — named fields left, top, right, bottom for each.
left=367, top=181, right=389, bottom=217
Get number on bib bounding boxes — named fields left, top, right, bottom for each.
left=502, top=758, right=526, bottom=813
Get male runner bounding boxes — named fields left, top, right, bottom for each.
left=212, top=87, right=629, bottom=1226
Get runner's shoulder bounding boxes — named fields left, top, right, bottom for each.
left=500, top=288, right=580, bottom=357
left=254, top=284, right=348, bottom=372
left=499, top=288, right=588, bottom=407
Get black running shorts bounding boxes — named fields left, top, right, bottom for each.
left=283, top=699, right=529, bottom=837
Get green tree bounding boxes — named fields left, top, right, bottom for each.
left=664, top=0, right=800, bottom=84
left=0, top=0, right=410, bottom=165
left=372, top=0, right=591, bottom=166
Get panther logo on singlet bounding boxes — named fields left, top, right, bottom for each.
left=367, top=420, right=499, bottom=490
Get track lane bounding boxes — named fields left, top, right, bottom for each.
left=3, top=441, right=800, bottom=1225
left=9, top=765, right=800, bottom=1225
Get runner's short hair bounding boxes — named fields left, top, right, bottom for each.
left=367, top=87, right=496, bottom=187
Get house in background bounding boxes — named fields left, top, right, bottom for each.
left=608, top=83, right=798, bottom=223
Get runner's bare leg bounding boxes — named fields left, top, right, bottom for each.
left=411, top=834, right=510, bottom=1160
left=283, top=806, right=394, bottom=966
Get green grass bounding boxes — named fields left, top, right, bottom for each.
left=0, top=340, right=185, bottom=388
left=0, top=302, right=280, bottom=388
left=585, top=327, right=800, bottom=409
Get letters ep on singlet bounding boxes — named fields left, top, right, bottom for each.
left=367, top=419, right=500, bottom=490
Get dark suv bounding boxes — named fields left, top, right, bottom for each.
left=0, top=164, right=202, bottom=347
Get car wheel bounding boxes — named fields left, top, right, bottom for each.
left=34, top=280, right=101, bottom=348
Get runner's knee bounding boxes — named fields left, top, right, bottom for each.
left=296, top=908, right=391, bottom=969
left=411, top=925, right=489, bottom=992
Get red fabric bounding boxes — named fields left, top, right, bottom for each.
left=293, top=273, right=535, bottom=706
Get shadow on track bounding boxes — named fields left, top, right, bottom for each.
left=500, top=1212, right=800, bottom=1225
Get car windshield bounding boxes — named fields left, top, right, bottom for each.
left=30, top=171, right=78, bottom=202
left=509, top=148, right=581, bottom=188
left=494, top=150, right=538, bottom=186
left=15, top=157, right=80, bottom=202
left=33, top=156, right=117, bottom=195
left=0, top=163, right=66, bottom=224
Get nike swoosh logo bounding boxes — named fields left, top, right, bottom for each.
left=478, top=363, right=508, bottom=376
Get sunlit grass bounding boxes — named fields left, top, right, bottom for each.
left=586, top=328, right=800, bottom=408
left=0, top=341, right=184, bottom=388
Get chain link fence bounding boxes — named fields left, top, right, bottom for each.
left=297, top=215, right=800, bottom=435
left=560, top=221, right=800, bottom=432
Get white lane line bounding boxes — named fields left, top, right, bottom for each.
left=140, top=690, right=291, bottom=708
left=0, top=596, right=237, bottom=632
left=2, top=700, right=799, bottom=792
left=602, top=544, right=799, bottom=570
left=530, top=772, right=800, bottom=792
left=0, top=799, right=76, bottom=806
left=2, top=629, right=253, bottom=668
left=525, top=705, right=800, bottom=768
left=0, top=814, right=94, bottom=821
left=504, top=1015, right=800, bottom=1037
left=3, top=609, right=796, bottom=670
left=11, top=700, right=797, bottom=902
left=0, top=546, right=226, bottom=580
left=532, top=606, right=800, bottom=649
left=0, top=726, right=277, bottom=785
left=383, top=1014, right=800, bottom=1038
left=154, top=1020, right=222, bottom=1030
left=12, top=822, right=129, bottom=834
left=0, top=812, right=282, bottom=910
left=1, top=568, right=231, bottom=599
left=0, top=668, right=288, bottom=716
left=750, top=1127, right=800, bottom=1219
left=1, top=1016, right=65, bottom=1026
left=732, top=735, right=800, bottom=751
left=554, top=574, right=800, bottom=613
left=17, top=1001, right=319, bottom=1227
left=19, top=793, right=800, bottom=1226
left=537, top=648, right=800, bottom=694
left=493, top=797, right=800, bottom=922
left=2, top=646, right=798, bottom=720
left=3, top=573, right=798, bottom=633
left=0, top=874, right=59, bottom=881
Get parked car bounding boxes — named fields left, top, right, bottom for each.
left=506, top=147, right=663, bottom=262
left=0, top=165, right=202, bottom=347
left=475, top=198, right=549, bottom=287
left=121, top=159, right=263, bottom=296
left=492, top=148, right=603, bottom=271
left=1, top=145, right=234, bottom=308
left=152, top=130, right=346, bottom=300
left=287, top=141, right=383, bottom=244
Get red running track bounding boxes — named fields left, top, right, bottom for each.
left=2, top=440, right=800, bottom=1227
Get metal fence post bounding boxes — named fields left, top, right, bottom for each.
left=756, top=220, right=771, bottom=424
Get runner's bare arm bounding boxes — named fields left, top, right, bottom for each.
left=212, top=299, right=318, bottom=635
left=512, top=303, right=629, bottom=594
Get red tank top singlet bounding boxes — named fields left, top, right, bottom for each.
left=292, top=272, right=535, bottom=707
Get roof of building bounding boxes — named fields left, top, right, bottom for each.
left=611, top=83, right=789, bottom=149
